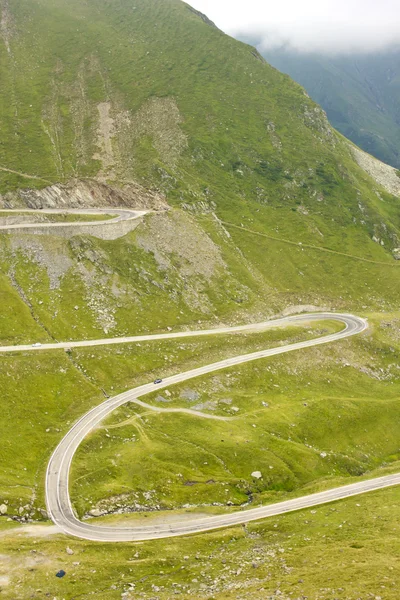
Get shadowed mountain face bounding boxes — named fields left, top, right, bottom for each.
left=256, top=47, right=400, bottom=170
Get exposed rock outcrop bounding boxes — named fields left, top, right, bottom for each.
left=186, top=5, right=219, bottom=29
left=0, top=179, right=168, bottom=211
left=352, top=146, right=400, bottom=197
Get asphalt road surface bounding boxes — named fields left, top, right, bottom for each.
left=0, top=208, right=148, bottom=230
left=3, top=209, right=398, bottom=542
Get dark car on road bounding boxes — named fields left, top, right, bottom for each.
left=154, top=378, right=163, bottom=384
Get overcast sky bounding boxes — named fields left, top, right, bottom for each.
left=188, top=0, right=400, bottom=54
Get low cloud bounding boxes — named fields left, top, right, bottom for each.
left=188, top=0, right=400, bottom=54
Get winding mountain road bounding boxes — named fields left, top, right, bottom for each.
left=2, top=209, right=399, bottom=542
left=0, top=207, right=148, bottom=230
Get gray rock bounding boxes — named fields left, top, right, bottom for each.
left=0, top=504, right=7, bottom=515
left=89, top=508, right=105, bottom=517
left=251, top=471, right=263, bottom=479
left=193, top=400, right=217, bottom=411
left=180, top=389, right=200, bottom=402
left=155, top=395, right=170, bottom=403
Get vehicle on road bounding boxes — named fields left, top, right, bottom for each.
left=154, top=378, right=163, bottom=384
left=32, top=342, right=42, bottom=347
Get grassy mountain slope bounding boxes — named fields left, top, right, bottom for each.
left=1, top=310, right=400, bottom=598
left=0, top=0, right=400, bottom=336
left=0, top=1, right=400, bottom=597
left=255, top=47, right=400, bottom=169
left=0, top=0, right=399, bottom=232
left=1, top=484, right=400, bottom=599
left=70, top=316, right=400, bottom=518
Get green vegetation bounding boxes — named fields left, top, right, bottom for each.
left=0, top=0, right=399, bottom=262
left=69, top=314, right=400, bottom=519
left=0, top=314, right=399, bottom=598
left=0, top=321, right=339, bottom=515
left=0, top=351, right=98, bottom=513
left=0, top=485, right=399, bottom=598
left=1, top=206, right=400, bottom=351
left=0, top=210, right=269, bottom=344
left=0, top=1, right=399, bottom=598
left=0, top=0, right=399, bottom=344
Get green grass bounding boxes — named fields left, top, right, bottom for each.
left=3, top=204, right=399, bottom=349
left=0, top=321, right=339, bottom=515
left=0, top=305, right=399, bottom=599
left=67, top=315, right=400, bottom=519
left=0, top=2, right=400, bottom=595
left=71, top=320, right=340, bottom=396
left=221, top=222, right=400, bottom=309
left=0, top=0, right=399, bottom=345
left=0, top=269, right=49, bottom=345
left=0, top=350, right=100, bottom=513
left=0, top=210, right=266, bottom=344
left=0, top=485, right=399, bottom=599
left=0, top=0, right=399, bottom=266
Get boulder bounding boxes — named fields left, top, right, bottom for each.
left=251, top=471, right=263, bottom=479
left=0, top=504, right=7, bottom=515
left=89, top=508, right=105, bottom=517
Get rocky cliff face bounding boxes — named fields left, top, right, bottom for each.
left=0, top=179, right=168, bottom=211
left=352, top=146, right=400, bottom=198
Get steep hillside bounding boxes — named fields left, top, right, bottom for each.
left=0, top=3, right=400, bottom=598
left=0, top=0, right=400, bottom=327
left=256, top=47, right=400, bottom=169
